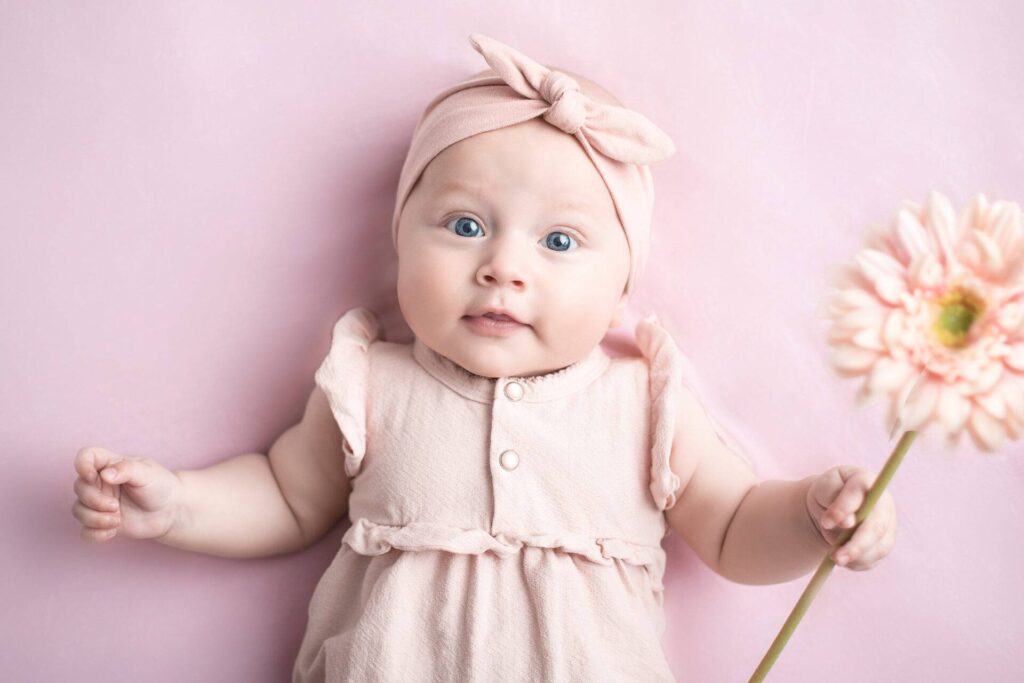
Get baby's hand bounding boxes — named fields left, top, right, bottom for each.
left=805, top=465, right=897, bottom=571
left=72, top=446, right=183, bottom=543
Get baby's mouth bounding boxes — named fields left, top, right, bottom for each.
left=461, top=309, right=529, bottom=326
left=461, top=313, right=530, bottom=334
left=479, top=312, right=516, bottom=322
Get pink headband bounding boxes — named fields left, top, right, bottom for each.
left=390, top=33, right=676, bottom=296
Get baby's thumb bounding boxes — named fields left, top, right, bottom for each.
left=100, top=459, right=151, bottom=487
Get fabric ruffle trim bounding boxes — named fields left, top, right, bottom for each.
left=314, top=307, right=380, bottom=478
left=635, top=313, right=684, bottom=511
left=342, top=517, right=667, bottom=590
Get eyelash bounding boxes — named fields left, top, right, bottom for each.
left=442, top=215, right=582, bottom=252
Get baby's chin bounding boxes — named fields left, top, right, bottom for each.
left=446, top=348, right=534, bottom=379
left=446, top=343, right=578, bottom=380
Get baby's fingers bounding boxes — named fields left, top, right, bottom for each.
left=73, top=477, right=120, bottom=513
left=845, top=523, right=896, bottom=570
left=74, top=446, right=116, bottom=485
left=820, top=468, right=876, bottom=529
left=72, top=501, right=120, bottom=540
left=832, top=515, right=888, bottom=568
left=80, top=526, right=118, bottom=543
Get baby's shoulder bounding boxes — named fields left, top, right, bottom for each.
left=602, top=352, right=650, bottom=391
left=602, top=313, right=686, bottom=385
left=321, top=307, right=420, bottom=379
left=324, top=306, right=381, bottom=346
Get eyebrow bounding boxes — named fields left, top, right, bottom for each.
left=433, top=181, right=486, bottom=198
left=433, top=182, right=604, bottom=220
left=549, top=198, right=603, bottom=217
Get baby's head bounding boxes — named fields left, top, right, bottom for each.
left=392, top=35, right=674, bottom=379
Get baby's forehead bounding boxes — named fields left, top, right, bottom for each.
left=424, top=123, right=610, bottom=201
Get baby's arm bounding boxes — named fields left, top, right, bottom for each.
left=157, top=385, right=352, bottom=559
left=160, top=387, right=352, bottom=557
left=664, top=386, right=830, bottom=585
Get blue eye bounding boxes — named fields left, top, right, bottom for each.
left=545, top=231, right=577, bottom=252
left=446, top=216, right=483, bottom=237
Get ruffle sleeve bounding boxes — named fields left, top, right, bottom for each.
left=314, top=307, right=380, bottom=478
left=635, top=312, right=685, bottom=511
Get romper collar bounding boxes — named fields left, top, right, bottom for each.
left=411, top=338, right=611, bottom=404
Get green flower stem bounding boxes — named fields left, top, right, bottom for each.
left=748, top=430, right=918, bottom=682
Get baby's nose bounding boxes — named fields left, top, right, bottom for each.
left=480, top=274, right=525, bottom=291
left=476, top=236, right=532, bottom=288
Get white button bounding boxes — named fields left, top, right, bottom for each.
left=499, top=449, right=520, bottom=470
left=504, top=381, right=524, bottom=401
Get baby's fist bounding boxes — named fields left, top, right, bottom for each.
left=805, top=465, right=897, bottom=571
left=72, top=446, right=182, bottom=543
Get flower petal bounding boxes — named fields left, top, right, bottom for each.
left=867, top=356, right=916, bottom=395
left=926, top=191, right=959, bottom=264
left=989, top=200, right=1021, bottom=252
left=826, top=324, right=855, bottom=345
left=836, top=307, right=888, bottom=332
left=854, top=381, right=879, bottom=408
left=958, top=194, right=988, bottom=238
left=899, top=289, right=923, bottom=315
left=839, top=286, right=880, bottom=309
left=961, top=240, right=981, bottom=270
left=900, top=199, right=924, bottom=217
left=972, top=230, right=1005, bottom=275
left=967, top=406, right=1008, bottom=452
left=995, top=304, right=1023, bottom=335
left=907, top=252, right=945, bottom=290
left=882, top=309, right=907, bottom=350
left=829, top=345, right=880, bottom=374
left=936, top=384, right=972, bottom=434
left=967, top=361, right=1003, bottom=395
left=874, top=275, right=907, bottom=305
left=975, top=388, right=1007, bottom=420
left=897, top=209, right=934, bottom=262
left=857, top=249, right=905, bottom=283
left=1005, top=343, right=1024, bottom=371
left=899, top=379, right=940, bottom=431
left=1006, top=414, right=1022, bottom=440
left=1000, top=378, right=1024, bottom=422
left=888, top=375, right=920, bottom=432
left=851, top=325, right=886, bottom=351
left=1004, top=234, right=1024, bottom=279
left=832, top=287, right=881, bottom=311
left=941, top=430, right=963, bottom=449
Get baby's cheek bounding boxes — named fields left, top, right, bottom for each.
left=399, top=257, right=458, bottom=317
left=570, top=260, right=624, bottom=311
left=547, top=291, right=608, bottom=344
left=397, top=263, right=429, bottom=318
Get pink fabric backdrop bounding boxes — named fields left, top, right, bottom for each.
left=3, top=2, right=1022, bottom=681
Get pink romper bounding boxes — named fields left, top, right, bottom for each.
left=292, top=306, right=684, bottom=682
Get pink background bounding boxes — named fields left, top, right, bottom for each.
left=3, top=2, right=1023, bottom=681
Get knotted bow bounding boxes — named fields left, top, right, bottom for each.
left=390, top=33, right=677, bottom=296
left=468, top=33, right=676, bottom=164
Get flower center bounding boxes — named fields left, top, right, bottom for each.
left=932, top=287, right=985, bottom=348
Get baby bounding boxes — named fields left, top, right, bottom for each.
left=71, top=34, right=897, bottom=681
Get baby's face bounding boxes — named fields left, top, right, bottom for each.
left=396, top=118, right=629, bottom=378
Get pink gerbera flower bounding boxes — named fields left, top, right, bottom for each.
left=824, top=191, right=1024, bottom=452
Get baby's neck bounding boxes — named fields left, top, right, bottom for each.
left=434, top=348, right=577, bottom=382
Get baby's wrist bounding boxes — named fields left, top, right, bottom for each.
left=801, top=475, right=833, bottom=549
left=154, top=469, right=188, bottom=543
